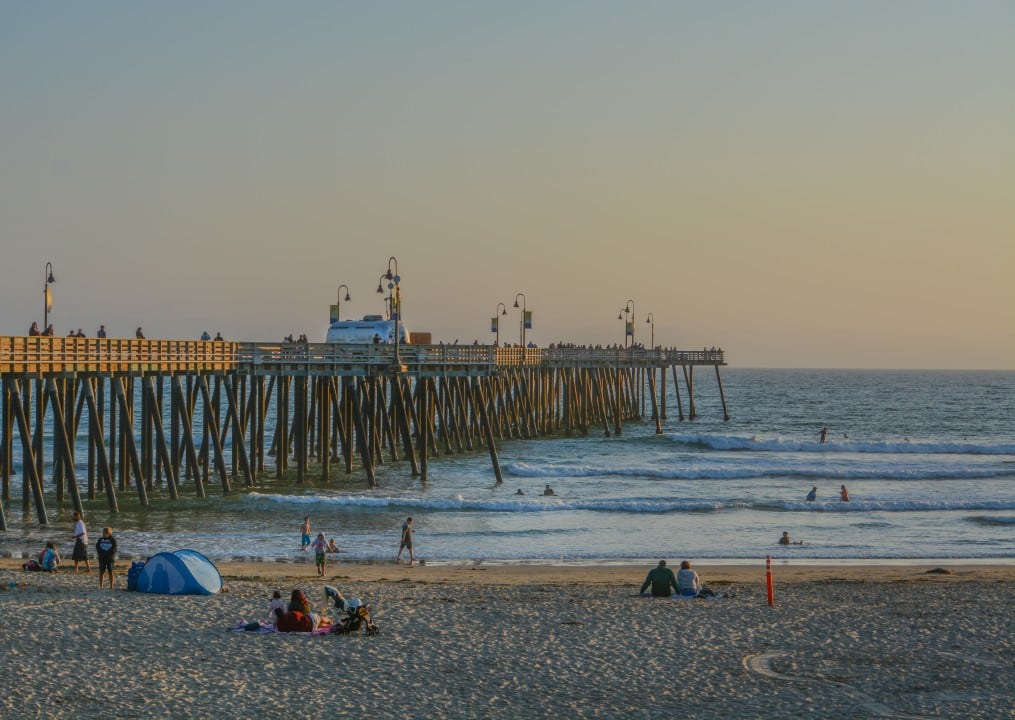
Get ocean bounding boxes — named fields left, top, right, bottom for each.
left=2, top=369, right=1013, bottom=564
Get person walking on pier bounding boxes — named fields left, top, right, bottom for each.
left=96, top=527, right=118, bottom=589
left=299, top=516, right=312, bottom=551
left=28, top=321, right=41, bottom=336
left=71, top=511, right=91, bottom=573
left=397, top=516, right=415, bottom=565
left=135, top=327, right=145, bottom=339
left=97, top=324, right=107, bottom=338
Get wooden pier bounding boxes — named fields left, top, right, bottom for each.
left=0, top=337, right=728, bottom=526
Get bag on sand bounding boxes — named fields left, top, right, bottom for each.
left=23, top=559, right=42, bottom=572
left=126, top=561, right=146, bottom=591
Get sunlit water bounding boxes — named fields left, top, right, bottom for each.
left=3, top=370, right=1013, bottom=563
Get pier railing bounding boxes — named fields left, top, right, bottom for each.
left=1, top=336, right=724, bottom=376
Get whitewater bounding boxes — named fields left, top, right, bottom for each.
left=1, top=369, right=1012, bottom=563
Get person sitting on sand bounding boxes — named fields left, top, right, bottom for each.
left=41, top=541, right=61, bottom=572
left=806, top=486, right=817, bottom=502
left=274, top=607, right=333, bottom=633
left=639, top=560, right=679, bottom=597
left=288, top=589, right=311, bottom=614
left=778, top=531, right=803, bottom=546
left=676, top=560, right=717, bottom=598
left=543, top=484, right=555, bottom=496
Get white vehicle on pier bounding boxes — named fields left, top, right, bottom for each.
left=325, top=315, right=410, bottom=344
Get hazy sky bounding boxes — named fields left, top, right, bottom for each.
left=2, top=2, right=1012, bottom=368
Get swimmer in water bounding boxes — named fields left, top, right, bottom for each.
left=779, top=531, right=803, bottom=546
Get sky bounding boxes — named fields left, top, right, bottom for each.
left=1, top=1, right=1012, bottom=369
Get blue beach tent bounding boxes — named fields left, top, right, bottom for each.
left=135, top=549, right=222, bottom=595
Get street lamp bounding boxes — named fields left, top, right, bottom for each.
left=645, top=312, right=655, bottom=349
left=334, top=283, right=351, bottom=322
left=513, top=293, right=528, bottom=348
left=376, top=274, right=390, bottom=319
left=382, top=256, right=401, bottom=362
left=492, top=302, right=507, bottom=346
left=617, top=299, right=634, bottom=347
left=43, top=262, right=55, bottom=332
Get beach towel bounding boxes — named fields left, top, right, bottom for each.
left=228, top=621, right=333, bottom=636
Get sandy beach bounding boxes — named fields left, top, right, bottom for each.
left=1, top=559, right=1012, bottom=719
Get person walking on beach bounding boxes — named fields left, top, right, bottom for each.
left=840, top=484, right=850, bottom=502
left=396, top=516, right=415, bottom=565
left=96, top=527, right=118, bottom=589
left=311, top=532, right=328, bottom=576
left=299, top=516, right=311, bottom=551
left=806, top=486, right=817, bottom=501
left=71, top=511, right=91, bottom=573
left=639, top=560, right=679, bottom=597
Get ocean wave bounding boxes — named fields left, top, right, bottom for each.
left=247, top=492, right=1015, bottom=515
left=966, top=515, right=1015, bottom=527
left=663, top=433, right=1015, bottom=456
left=506, top=461, right=1012, bottom=482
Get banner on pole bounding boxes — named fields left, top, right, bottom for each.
left=490, top=317, right=498, bottom=333
left=625, top=321, right=633, bottom=337
left=523, top=311, right=532, bottom=330
left=329, top=304, right=339, bottom=323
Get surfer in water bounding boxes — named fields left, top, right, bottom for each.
left=840, top=484, right=850, bottom=502
left=543, top=484, right=556, bottom=496
left=818, top=427, right=828, bottom=444
left=806, top=486, right=817, bottom=502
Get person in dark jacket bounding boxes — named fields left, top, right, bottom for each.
left=96, top=527, right=118, bottom=589
left=639, top=560, right=679, bottom=597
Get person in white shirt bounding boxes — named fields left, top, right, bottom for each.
left=71, top=511, right=91, bottom=573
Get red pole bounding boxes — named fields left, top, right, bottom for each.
left=766, top=555, right=774, bottom=606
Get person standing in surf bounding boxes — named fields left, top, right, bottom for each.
left=299, top=516, right=311, bottom=551
left=397, top=516, right=415, bottom=565
left=840, top=484, right=850, bottom=502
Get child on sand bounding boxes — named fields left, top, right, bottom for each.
left=95, top=527, right=118, bottom=588
left=310, top=532, right=328, bottom=576
left=41, top=542, right=61, bottom=572
left=266, top=590, right=286, bottom=623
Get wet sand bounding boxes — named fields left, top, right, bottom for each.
left=1, top=559, right=1012, bottom=719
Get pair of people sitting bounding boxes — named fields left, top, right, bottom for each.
left=639, top=560, right=718, bottom=598
left=24, top=542, right=61, bottom=572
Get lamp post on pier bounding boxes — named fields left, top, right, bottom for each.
left=333, top=284, right=351, bottom=322
left=617, top=299, right=634, bottom=348
left=43, top=262, right=55, bottom=332
left=645, top=312, right=655, bottom=349
left=383, top=256, right=401, bottom=362
left=513, top=293, right=529, bottom=348
left=492, top=302, right=507, bottom=346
